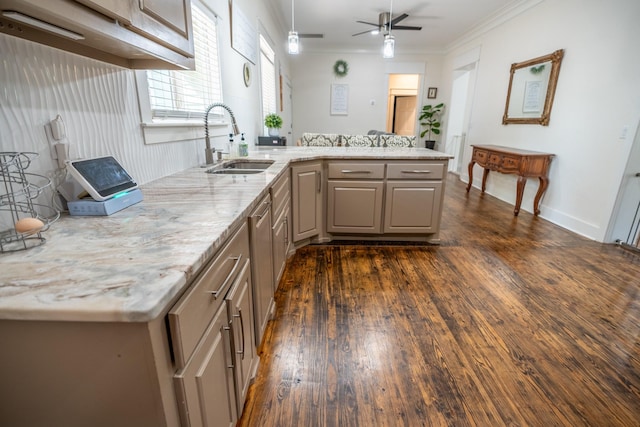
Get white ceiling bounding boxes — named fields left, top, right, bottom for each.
left=266, top=0, right=521, bottom=54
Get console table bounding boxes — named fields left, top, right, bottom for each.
left=466, top=144, right=554, bottom=216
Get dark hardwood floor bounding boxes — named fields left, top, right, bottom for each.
left=240, top=173, right=640, bottom=427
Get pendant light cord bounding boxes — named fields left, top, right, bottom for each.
left=291, top=0, right=295, bottom=31
left=389, top=0, right=393, bottom=35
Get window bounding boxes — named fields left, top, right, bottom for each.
left=136, top=0, right=223, bottom=144
left=147, top=1, right=222, bottom=118
left=259, top=34, right=277, bottom=134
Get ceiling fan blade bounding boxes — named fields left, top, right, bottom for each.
left=389, top=13, right=409, bottom=26
left=356, top=20, right=380, bottom=27
left=352, top=28, right=377, bottom=36
left=391, top=25, right=422, bottom=31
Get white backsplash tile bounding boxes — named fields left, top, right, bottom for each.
left=0, top=33, right=201, bottom=187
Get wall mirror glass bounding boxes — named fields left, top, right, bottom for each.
left=503, top=49, right=564, bottom=126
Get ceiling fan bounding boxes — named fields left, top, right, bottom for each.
left=352, top=12, right=422, bottom=37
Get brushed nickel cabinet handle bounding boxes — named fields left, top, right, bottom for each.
left=253, top=200, right=272, bottom=219
left=341, top=170, right=372, bottom=174
left=222, top=325, right=234, bottom=369
left=234, top=308, right=245, bottom=360
left=401, top=170, right=432, bottom=174
left=208, top=254, right=242, bottom=299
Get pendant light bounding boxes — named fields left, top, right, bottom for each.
left=288, top=0, right=300, bottom=54
left=383, top=0, right=395, bottom=58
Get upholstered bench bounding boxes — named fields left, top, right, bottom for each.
left=298, top=132, right=416, bottom=148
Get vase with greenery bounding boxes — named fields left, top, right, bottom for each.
left=419, top=103, right=444, bottom=149
left=264, top=113, right=283, bottom=136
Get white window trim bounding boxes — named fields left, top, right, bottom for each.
left=135, top=72, right=228, bottom=145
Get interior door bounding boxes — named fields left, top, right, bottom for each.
left=393, top=96, right=417, bottom=135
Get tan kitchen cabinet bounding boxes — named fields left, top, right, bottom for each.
left=170, top=223, right=258, bottom=427
left=327, top=162, right=385, bottom=234
left=0, top=0, right=195, bottom=69
left=76, top=0, right=193, bottom=57
left=270, top=172, right=292, bottom=287
left=384, top=162, right=445, bottom=234
left=291, top=161, right=323, bottom=242
left=324, top=160, right=447, bottom=241
left=225, top=260, right=257, bottom=413
left=173, top=301, right=237, bottom=427
left=249, top=195, right=274, bottom=347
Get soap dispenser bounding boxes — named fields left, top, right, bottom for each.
left=228, top=133, right=236, bottom=158
left=239, top=133, right=248, bottom=157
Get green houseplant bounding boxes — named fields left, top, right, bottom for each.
left=264, top=113, right=283, bottom=136
left=419, top=103, right=444, bottom=149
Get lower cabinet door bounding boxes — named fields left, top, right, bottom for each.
left=327, top=180, right=384, bottom=233
left=272, top=205, right=290, bottom=287
left=291, top=162, right=322, bottom=241
left=249, top=197, right=274, bottom=347
left=384, top=181, right=443, bottom=233
left=174, top=301, right=237, bottom=427
left=225, top=260, right=258, bottom=415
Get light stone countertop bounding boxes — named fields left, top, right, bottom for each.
left=0, top=147, right=452, bottom=323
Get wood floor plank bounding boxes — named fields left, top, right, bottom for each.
left=240, top=174, right=640, bottom=427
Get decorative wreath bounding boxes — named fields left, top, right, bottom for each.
left=530, top=64, right=546, bottom=74
left=333, top=59, right=349, bottom=77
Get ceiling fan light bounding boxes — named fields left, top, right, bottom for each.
left=288, top=31, right=300, bottom=54
left=383, top=34, right=395, bottom=58
left=371, top=29, right=380, bottom=35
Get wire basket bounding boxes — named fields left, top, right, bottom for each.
left=0, top=152, right=60, bottom=253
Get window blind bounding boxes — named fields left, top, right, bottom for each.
left=260, top=34, right=277, bottom=131
left=146, top=1, right=222, bottom=120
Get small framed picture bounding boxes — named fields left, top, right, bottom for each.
left=427, top=87, right=437, bottom=99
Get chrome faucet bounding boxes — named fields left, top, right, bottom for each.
left=204, top=103, right=240, bottom=165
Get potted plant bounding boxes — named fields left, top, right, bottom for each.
left=419, top=103, right=444, bottom=149
left=264, top=113, right=283, bottom=137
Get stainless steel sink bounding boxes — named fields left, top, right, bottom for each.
left=223, top=160, right=274, bottom=170
left=206, top=159, right=275, bottom=175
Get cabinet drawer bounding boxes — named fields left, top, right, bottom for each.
left=500, top=155, right=521, bottom=172
left=270, top=172, right=290, bottom=219
left=386, top=162, right=445, bottom=179
left=473, top=149, right=489, bottom=164
left=328, top=162, right=385, bottom=179
left=169, top=222, right=250, bottom=368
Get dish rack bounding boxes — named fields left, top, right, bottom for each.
left=0, top=152, right=60, bottom=253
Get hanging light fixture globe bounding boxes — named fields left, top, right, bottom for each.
left=288, top=31, right=299, bottom=54
left=383, top=34, right=395, bottom=58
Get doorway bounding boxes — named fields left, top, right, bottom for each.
left=444, top=65, right=475, bottom=173
left=386, top=74, right=419, bottom=137
left=606, top=121, right=640, bottom=246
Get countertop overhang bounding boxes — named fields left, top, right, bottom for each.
left=0, top=147, right=452, bottom=322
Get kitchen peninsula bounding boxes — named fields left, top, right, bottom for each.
left=0, top=146, right=451, bottom=427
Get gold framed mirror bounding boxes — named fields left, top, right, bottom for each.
left=503, top=49, right=564, bottom=126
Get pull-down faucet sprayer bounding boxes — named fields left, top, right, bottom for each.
left=204, top=103, right=240, bottom=164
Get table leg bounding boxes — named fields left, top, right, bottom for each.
left=481, top=168, right=490, bottom=193
left=533, top=176, right=550, bottom=215
left=515, top=176, right=527, bottom=216
left=466, top=160, right=476, bottom=192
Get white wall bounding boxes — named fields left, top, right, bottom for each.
left=442, top=0, right=640, bottom=241
left=289, top=53, right=445, bottom=145
left=0, top=0, right=290, bottom=185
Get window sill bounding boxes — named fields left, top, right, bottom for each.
left=141, top=119, right=229, bottom=145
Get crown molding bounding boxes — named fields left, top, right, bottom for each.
left=445, top=0, right=545, bottom=53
